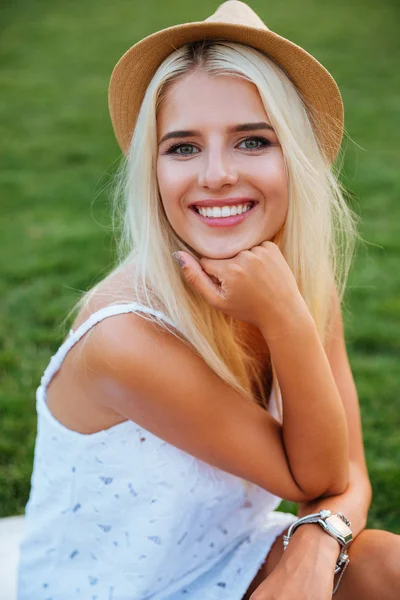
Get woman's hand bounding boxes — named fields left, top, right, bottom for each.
left=249, top=525, right=340, bottom=600
left=249, top=560, right=335, bottom=600
left=173, top=242, right=310, bottom=335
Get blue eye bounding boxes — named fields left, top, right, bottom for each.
left=238, top=137, right=271, bottom=150
left=164, top=136, right=271, bottom=156
left=165, top=143, right=199, bottom=156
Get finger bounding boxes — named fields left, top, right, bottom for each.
left=175, top=252, right=223, bottom=304
left=198, top=256, right=229, bottom=281
left=259, top=241, right=278, bottom=251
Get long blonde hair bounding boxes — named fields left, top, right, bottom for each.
left=67, top=40, right=359, bottom=423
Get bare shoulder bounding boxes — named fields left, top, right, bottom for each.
left=45, top=267, right=143, bottom=434
left=83, top=302, right=195, bottom=400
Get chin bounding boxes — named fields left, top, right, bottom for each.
left=191, top=240, right=261, bottom=260
left=202, top=249, right=241, bottom=260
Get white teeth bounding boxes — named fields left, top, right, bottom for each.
left=212, top=206, right=222, bottom=218
left=221, top=206, right=231, bottom=217
left=196, top=203, right=253, bottom=218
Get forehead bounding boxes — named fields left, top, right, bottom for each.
left=157, top=70, right=269, bottom=133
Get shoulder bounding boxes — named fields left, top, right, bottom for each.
left=74, top=269, right=186, bottom=384
left=84, top=302, right=188, bottom=389
left=70, top=266, right=142, bottom=331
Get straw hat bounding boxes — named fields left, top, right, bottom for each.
left=108, top=0, right=344, bottom=163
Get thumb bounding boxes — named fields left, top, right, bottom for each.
left=172, top=252, right=222, bottom=304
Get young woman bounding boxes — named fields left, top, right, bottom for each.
left=17, top=1, right=400, bottom=599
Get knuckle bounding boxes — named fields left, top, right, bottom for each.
left=235, top=250, right=262, bottom=269
left=250, top=246, right=266, bottom=257
left=237, top=249, right=254, bottom=260
left=260, top=240, right=275, bottom=249
left=227, top=263, right=242, bottom=275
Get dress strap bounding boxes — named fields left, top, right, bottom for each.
left=40, top=303, right=181, bottom=392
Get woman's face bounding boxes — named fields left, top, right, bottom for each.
left=156, top=70, right=289, bottom=259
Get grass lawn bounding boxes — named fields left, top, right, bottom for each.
left=1, top=0, right=399, bottom=532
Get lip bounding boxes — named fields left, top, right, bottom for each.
left=189, top=197, right=257, bottom=208
left=190, top=202, right=258, bottom=228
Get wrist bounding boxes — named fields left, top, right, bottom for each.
left=295, top=523, right=341, bottom=551
left=259, top=301, right=314, bottom=343
left=286, top=523, right=341, bottom=562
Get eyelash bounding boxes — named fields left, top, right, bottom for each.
left=164, top=136, right=272, bottom=156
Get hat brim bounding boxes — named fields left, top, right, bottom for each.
left=108, top=21, right=343, bottom=163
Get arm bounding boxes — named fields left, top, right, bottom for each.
left=287, top=461, right=372, bottom=563
left=253, top=461, right=372, bottom=600
left=85, top=310, right=319, bottom=502
left=260, top=306, right=350, bottom=498
left=172, top=242, right=348, bottom=499
left=281, top=285, right=372, bottom=563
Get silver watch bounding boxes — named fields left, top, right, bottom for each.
left=283, top=509, right=353, bottom=594
left=318, top=510, right=353, bottom=548
left=283, top=509, right=353, bottom=552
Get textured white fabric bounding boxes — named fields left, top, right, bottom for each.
left=17, top=303, right=297, bottom=600
left=0, top=516, right=24, bottom=600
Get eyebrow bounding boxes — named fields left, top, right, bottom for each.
left=158, top=122, right=275, bottom=145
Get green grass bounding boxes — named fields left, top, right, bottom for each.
left=1, top=0, right=399, bottom=532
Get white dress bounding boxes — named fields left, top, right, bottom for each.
left=17, top=303, right=297, bottom=600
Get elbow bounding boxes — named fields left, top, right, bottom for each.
left=291, top=480, right=347, bottom=503
left=293, top=462, right=350, bottom=502
left=283, top=442, right=351, bottom=502
left=287, top=489, right=321, bottom=503
left=320, top=478, right=349, bottom=498
left=285, top=484, right=327, bottom=503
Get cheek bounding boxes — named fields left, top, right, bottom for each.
left=249, top=156, right=288, bottom=199
left=156, top=162, right=192, bottom=228
left=156, top=162, right=173, bottom=197
left=157, top=161, right=189, bottom=205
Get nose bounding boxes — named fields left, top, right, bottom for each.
left=198, top=146, right=239, bottom=190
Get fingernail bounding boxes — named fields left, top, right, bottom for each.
left=172, top=252, right=186, bottom=268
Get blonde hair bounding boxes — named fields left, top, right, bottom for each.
left=68, top=40, right=359, bottom=429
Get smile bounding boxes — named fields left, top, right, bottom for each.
left=189, top=201, right=258, bottom=228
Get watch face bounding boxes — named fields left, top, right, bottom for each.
left=327, top=515, right=352, bottom=536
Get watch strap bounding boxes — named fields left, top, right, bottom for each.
left=282, top=510, right=352, bottom=594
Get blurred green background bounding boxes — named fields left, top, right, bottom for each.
left=1, top=0, right=399, bottom=532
